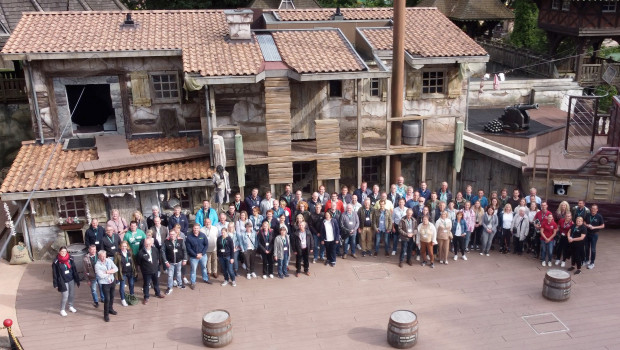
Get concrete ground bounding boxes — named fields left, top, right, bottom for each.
left=10, top=230, right=620, bottom=350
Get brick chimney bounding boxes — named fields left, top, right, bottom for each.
left=224, top=9, right=253, bottom=40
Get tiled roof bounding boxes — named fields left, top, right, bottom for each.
left=359, top=8, right=487, bottom=57
left=418, top=0, right=514, bottom=20
left=2, top=11, right=264, bottom=77
left=0, top=137, right=213, bottom=194
left=272, top=8, right=393, bottom=21
left=271, top=30, right=366, bottom=73
left=449, top=0, right=514, bottom=20
left=249, top=0, right=321, bottom=9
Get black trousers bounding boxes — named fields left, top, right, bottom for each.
left=142, top=273, right=161, bottom=299
left=501, top=229, right=512, bottom=252
left=101, top=283, right=115, bottom=317
left=513, top=236, right=523, bottom=254
left=555, top=235, right=569, bottom=260
left=295, top=248, right=310, bottom=273
left=261, top=252, right=274, bottom=275
left=570, top=241, right=584, bottom=269
left=453, top=236, right=466, bottom=256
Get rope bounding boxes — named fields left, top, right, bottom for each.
left=0, top=325, right=23, bottom=350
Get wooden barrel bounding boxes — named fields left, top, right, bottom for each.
left=402, top=121, right=422, bottom=145
left=542, top=269, right=571, bottom=301
left=202, top=310, right=233, bottom=348
left=387, top=310, right=418, bottom=348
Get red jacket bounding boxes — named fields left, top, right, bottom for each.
left=324, top=200, right=344, bottom=213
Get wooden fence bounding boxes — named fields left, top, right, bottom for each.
left=0, top=74, right=27, bottom=103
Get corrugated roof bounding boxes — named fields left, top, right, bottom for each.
left=271, top=29, right=366, bottom=73
left=0, top=137, right=213, bottom=194
left=359, top=8, right=487, bottom=58
left=256, top=34, right=282, bottom=62
left=2, top=11, right=264, bottom=77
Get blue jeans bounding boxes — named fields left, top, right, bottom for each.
left=389, top=232, right=399, bottom=252
left=89, top=279, right=104, bottom=303
left=585, top=233, right=598, bottom=263
left=540, top=239, right=555, bottom=262
left=464, top=231, right=472, bottom=249
left=219, top=257, right=235, bottom=282
left=189, top=255, right=209, bottom=284
left=312, top=234, right=325, bottom=260
left=277, top=252, right=290, bottom=277
left=233, top=250, right=240, bottom=273
left=166, top=262, right=183, bottom=289
left=374, top=230, right=389, bottom=253
left=400, top=238, right=414, bottom=262
left=119, top=274, right=134, bottom=300
left=343, top=234, right=357, bottom=255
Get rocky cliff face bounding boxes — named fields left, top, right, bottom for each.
left=0, top=103, right=33, bottom=183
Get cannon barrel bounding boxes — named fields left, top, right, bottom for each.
left=511, top=103, right=539, bottom=111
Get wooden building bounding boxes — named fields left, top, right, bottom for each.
left=0, top=8, right=488, bottom=259
left=417, top=0, right=514, bottom=38
left=535, top=0, right=620, bottom=81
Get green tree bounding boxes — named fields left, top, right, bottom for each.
left=509, top=0, right=547, bottom=53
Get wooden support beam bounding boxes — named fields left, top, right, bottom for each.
left=421, top=152, right=427, bottom=184
left=385, top=155, right=391, bottom=190
left=357, top=157, right=362, bottom=186
left=357, top=79, right=362, bottom=151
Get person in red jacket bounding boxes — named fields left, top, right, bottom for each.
left=540, top=213, right=557, bottom=267
left=324, top=192, right=344, bottom=213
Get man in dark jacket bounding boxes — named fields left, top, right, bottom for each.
left=309, top=203, right=325, bottom=262
left=161, top=229, right=187, bottom=294
left=138, top=238, right=165, bottom=304
left=256, top=223, right=275, bottom=278
left=102, top=226, right=122, bottom=258
left=147, top=205, right=168, bottom=229
left=353, top=182, right=372, bottom=204
left=168, top=205, right=189, bottom=235
left=292, top=221, right=314, bottom=276
left=185, top=224, right=211, bottom=289
left=244, top=188, right=262, bottom=212
left=84, top=219, right=105, bottom=251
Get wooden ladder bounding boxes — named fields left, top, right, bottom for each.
left=532, top=149, right=551, bottom=200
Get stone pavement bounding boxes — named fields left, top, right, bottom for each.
left=12, top=230, right=620, bottom=350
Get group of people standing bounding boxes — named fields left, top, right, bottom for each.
left=51, top=179, right=606, bottom=322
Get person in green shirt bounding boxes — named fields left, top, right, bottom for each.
left=123, top=221, right=146, bottom=257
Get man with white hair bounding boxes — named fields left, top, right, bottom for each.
left=138, top=238, right=165, bottom=304
left=437, top=182, right=452, bottom=203
left=396, top=176, right=407, bottom=198
left=525, top=187, right=542, bottom=205
left=308, top=192, right=322, bottom=213
left=340, top=204, right=359, bottom=259
left=147, top=205, right=168, bottom=229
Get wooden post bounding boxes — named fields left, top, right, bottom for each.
left=421, top=152, right=427, bottom=184
left=357, top=157, right=362, bottom=186
left=385, top=155, right=391, bottom=190
left=390, top=0, right=405, bottom=183
left=451, top=168, right=457, bottom=196
left=334, top=179, right=340, bottom=194
left=357, top=79, right=363, bottom=151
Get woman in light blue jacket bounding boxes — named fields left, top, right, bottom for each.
left=480, top=206, right=498, bottom=256
left=239, top=222, right=258, bottom=279
left=452, top=211, right=468, bottom=261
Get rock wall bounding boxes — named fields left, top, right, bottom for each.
left=0, top=103, right=34, bottom=180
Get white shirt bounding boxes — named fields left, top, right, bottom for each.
left=244, top=231, right=255, bottom=251
left=299, top=230, right=307, bottom=249
left=502, top=212, right=514, bottom=229
left=153, top=225, right=163, bottom=243
left=200, top=226, right=219, bottom=253
left=324, top=221, right=334, bottom=242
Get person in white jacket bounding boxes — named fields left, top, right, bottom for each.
left=511, top=207, right=530, bottom=255
left=417, top=215, right=437, bottom=268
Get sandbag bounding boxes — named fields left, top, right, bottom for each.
left=10, top=242, right=31, bottom=265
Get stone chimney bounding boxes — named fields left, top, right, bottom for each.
left=224, top=9, right=253, bottom=40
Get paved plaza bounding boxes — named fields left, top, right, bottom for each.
left=9, top=230, right=620, bottom=349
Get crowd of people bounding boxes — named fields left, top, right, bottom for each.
left=51, top=179, right=606, bottom=322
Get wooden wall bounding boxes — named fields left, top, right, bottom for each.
left=458, top=150, right=521, bottom=195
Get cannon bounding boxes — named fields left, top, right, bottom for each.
left=499, top=103, right=539, bottom=132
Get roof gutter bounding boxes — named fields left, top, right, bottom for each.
left=2, top=49, right=182, bottom=61
left=24, top=59, right=44, bottom=144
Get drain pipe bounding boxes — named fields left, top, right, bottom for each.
left=25, top=59, right=44, bottom=143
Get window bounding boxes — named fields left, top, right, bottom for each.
left=561, top=0, right=570, bottom=11
left=293, top=162, right=314, bottom=193
left=149, top=72, right=180, bottom=103
left=369, top=78, right=380, bottom=97
left=551, top=0, right=560, bottom=9
left=361, top=157, right=381, bottom=184
left=58, top=196, right=86, bottom=219
left=0, top=22, right=9, bottom=36
left=422, top=71, right=445, bottom=94
left=329, top=80, right=342, bottom=98
left=603, top=1, right=617, bottom=12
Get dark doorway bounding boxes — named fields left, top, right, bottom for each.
left=66, top=84, right=115, bottom=133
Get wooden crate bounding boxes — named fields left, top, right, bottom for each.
left=316, top=159, right=341, bottom=180
left=265, top=77, right=292, bottom=158
left=315, top=119, right=341, bottom=154
left=268, top=162, right=293, bottom=184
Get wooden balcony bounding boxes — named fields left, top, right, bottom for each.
left=0, top=74, right=28, bottom=104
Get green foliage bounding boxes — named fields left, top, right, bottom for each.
left=594, top=84, right=618, bottom=113
left=509, top=0, right=548, bottom=53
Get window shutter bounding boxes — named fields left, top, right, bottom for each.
left=406, top=69, right=421, bottom=100
left=130, top=71, right=152, bottom=107
left=447, top=66, right=462, bottom=98
left=381, top=78, right=388, bottom=102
